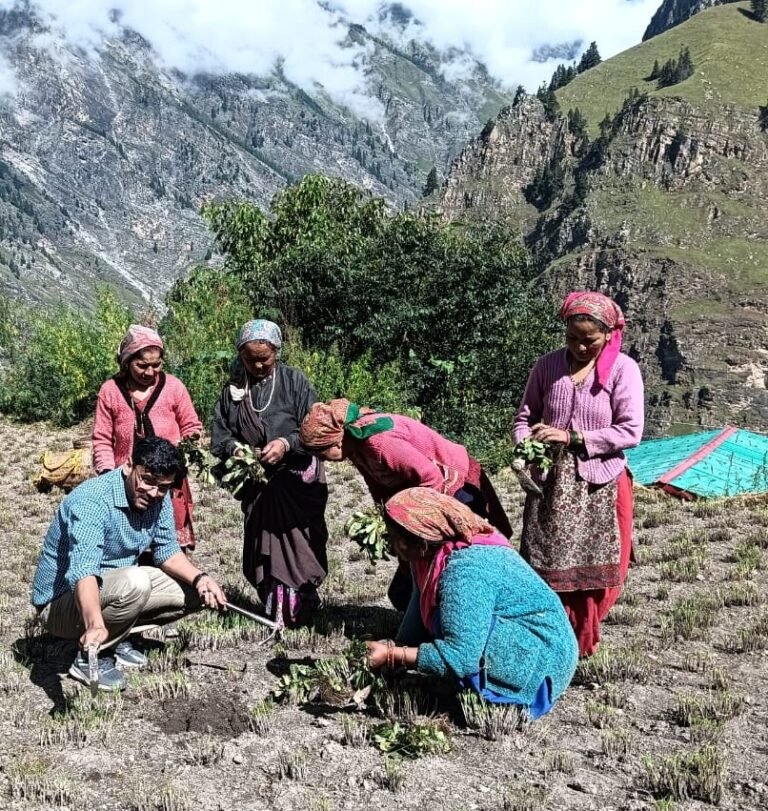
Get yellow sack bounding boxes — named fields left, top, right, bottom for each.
left=33, top=444, right=93, bottom=492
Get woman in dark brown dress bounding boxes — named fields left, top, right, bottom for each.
left=211, top=319, right=328, bottom=628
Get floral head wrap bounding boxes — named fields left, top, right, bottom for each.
left=559, top=291, right=626, bottom=388
left=385, top=487, right=494, bottom=544
left=384, top=488, right=508, bottom=630
left=116, top=325, right=164, bottom=368
left=236, top=319, right=282, bottom=351
left=299, top=398, right=394, bottom=450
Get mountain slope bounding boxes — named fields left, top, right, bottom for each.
left=439, top=2, right=768, bottom=432
left=558, top=2, right=768, bottom=134
left=642, top=0, right=732, bottom=40
left=0, top=9, right=512, bottom=307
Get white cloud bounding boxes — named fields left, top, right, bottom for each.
left=0, top=49, right=16, bottom=95
left=0, top=0, right=662, bottom=114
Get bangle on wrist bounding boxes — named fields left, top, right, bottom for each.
left=192, top=572, right=209, bottom=589
left=569, top=430, right=581, bottom=447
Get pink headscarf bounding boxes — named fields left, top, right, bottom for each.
left=116, top=325, right=164, bottom=368
left=559, top=291, right=625, bottom=388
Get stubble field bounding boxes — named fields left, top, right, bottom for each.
left=1, top=416, right=767, bottom=811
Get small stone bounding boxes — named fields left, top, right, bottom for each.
left=232, top=753, right=244, bottom=765
left=588, top=682, right=601, bottom=691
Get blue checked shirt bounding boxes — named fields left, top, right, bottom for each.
left=32, top=468, right=181, bottom=607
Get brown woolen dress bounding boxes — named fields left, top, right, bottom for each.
left=212, top=363, right=328, bottom=627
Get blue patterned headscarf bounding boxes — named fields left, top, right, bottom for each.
left=236, top=319, right=282, bottom=351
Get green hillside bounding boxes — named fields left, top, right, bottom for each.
left=557, top=2, right=768, bottom=133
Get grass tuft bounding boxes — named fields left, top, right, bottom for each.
left=642, top=746, right=726, bottom=805
left=575, top=642, right=652, bottom=684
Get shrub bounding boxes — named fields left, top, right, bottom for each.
left=160, top=266, right=252, bottom=425
left=0, top=288, right=133, bottom=426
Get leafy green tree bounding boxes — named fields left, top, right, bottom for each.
left=0, top=288, right=133, bottom=425
left=422, top=166, right=439, bottom=197
left=577, top=41, right=601, bottom=73
left=203, top=175, right=558, bottom=463
left=160, top=267, right=253, bottom=423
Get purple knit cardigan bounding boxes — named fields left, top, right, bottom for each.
left=513, top=348, right=644, bottom=485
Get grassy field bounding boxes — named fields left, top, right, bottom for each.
left=1, top=416, right=768, bottom=810
left=557, top=3, right=768, bottom=134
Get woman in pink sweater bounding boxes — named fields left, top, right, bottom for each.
left=300, top=399, right=512, bottom=608
left=513, top=292, right=644, bottom=657
left=92, top=325, right=203, bottom=551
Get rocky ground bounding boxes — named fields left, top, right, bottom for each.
left=1, top=416, right=767, bottom=811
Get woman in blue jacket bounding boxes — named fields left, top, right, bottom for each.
left=365, top=488, right=578, bottom=717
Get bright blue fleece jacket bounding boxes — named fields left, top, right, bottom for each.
left=396, top=545, right=578, bottom=705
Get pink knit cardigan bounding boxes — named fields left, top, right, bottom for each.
left=513, top=349, right=644, bottom=485
left=92, top=374, right=203, bottom=472
left=346, top=414, right=470, bottom=504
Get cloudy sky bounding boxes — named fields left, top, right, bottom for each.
left=0, top=0, right=661, bottom=116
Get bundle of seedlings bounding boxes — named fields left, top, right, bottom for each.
left=219, top=442, right=268, bottom=495
left=345, top=506, right=390, bottom=564
left=273, top=640, right=385, bottom=709
left=510, top=437, right=555, bottom=497
left=177, top=435, right=218, bottom=486
left=372, top=717, right=452, bottom=759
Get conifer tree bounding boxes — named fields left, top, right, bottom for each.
left=751, top=0, right=767, bottom=21
left=422, top=167, right=439, bottom=197
left=649, top=59, right=660, bottom=80
left=577, top=42, right=601, bottom=73
left=567, top=108, right=588, bottom=138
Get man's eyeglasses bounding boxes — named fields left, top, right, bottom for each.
left=134, top=466, right=174, bottom=497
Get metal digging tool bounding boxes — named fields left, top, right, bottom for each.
left=87, top=644, right=99, bottom=697
left=222, top=601, right=281, bottom=644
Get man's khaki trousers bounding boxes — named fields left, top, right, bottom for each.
left=39, top=566, right=202, bottom=648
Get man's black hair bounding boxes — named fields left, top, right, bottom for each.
left=132, top=437, right=185, bottom=479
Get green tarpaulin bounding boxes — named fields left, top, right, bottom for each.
left=625, top=427, right=768, bottom=499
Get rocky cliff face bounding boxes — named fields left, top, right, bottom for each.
left=642, top=0, right=732, bottom=40
left=0, top=9, right=511, bottom=308
left=438, top=92, right=768, bottom=431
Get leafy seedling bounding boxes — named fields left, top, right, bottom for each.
left=177, top=435, right=218, bottom=486
left=345, top=506, right=390, bottom=564
left=220, top=442, right=267, bottom=495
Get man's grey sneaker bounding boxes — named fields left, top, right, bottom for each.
left=69, top=654, right=127, bottom=691
left=114, top=639, right=148, bottom=669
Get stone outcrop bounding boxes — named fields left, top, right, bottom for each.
left=642, top=0, right=732, bottom=40
left=437, top=92, right=768, bottom=431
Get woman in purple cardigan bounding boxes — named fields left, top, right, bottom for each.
left=513, top=291, right=644, bottom=657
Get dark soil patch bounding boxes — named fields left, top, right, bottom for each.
left=148, top=687, right=251, bottom=737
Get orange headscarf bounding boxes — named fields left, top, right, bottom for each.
left=299, top=398, right=392, bottom=450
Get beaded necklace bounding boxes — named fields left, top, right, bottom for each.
left=246, top=369, right=277, bottom=414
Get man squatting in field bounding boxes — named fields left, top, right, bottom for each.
left=31, top=437, right=227, bottom=690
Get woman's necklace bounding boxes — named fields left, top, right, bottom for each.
left=246, top=369, right=277, bottom=414
left=569, top=357, right=596, bottom=387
